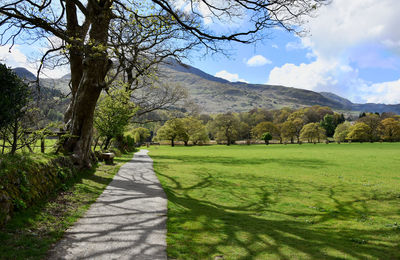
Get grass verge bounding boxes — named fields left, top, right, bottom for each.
left=0, top=152, right=134, bottom=260
left=149, top=143, right=400, bottom=259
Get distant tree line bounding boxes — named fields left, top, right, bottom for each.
left=153, top=105, right=400, bottom=146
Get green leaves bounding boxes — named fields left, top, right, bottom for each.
left=94, top=88, right=137, bottom=143
left=0, top=63, right=30, bottom=129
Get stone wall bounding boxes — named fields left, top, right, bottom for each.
left=0, top=155, right=76, bottom=227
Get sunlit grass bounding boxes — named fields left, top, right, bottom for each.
left=0, top=138, right=58, bottom=154
left=149, top=143, right=400, bottom=259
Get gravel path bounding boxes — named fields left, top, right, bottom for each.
left=47, top=149, right=167, bottom=260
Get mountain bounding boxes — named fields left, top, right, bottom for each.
left=11, top=67, right=71, bottom=94
left=12, top=67, right=36, bottom=81
left=24, top=61, right=400, bottom=114
left=40, top=77, right=71, bottom=94
left=160, top=61, right=400, bottom=114
left=319, top=92, right=400, bottom=114
left=12, top=67, right=69, bottom=123
left=319, top=92, right=353, bottom=108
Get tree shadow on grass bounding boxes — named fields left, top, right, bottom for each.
left=151, top=155, right=333, bottom=169
left=156, top=171, right=400, bottom=259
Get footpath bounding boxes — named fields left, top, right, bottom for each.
left=47, top=149, right=167, bottom=260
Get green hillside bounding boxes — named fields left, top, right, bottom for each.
left=29, top=61, right=400, bottom=114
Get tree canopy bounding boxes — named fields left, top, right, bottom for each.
left=300, top=122, right=326, bottom=143
left=0, top=63, right=29, bottom=129
left=94, top=89, right=136, bottom=150
left=333, top=122, right=351, bottom=143
left=156, top=118, right=187, bottom=147
left=347, top=122, right=371, bottom=142
left=211, top=113, right=240, bottom=145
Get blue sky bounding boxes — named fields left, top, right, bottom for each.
left=1, top=0, right=400, bottom=105
left=189, top=0, right=400, bottom=105
left=190, top=31, right=308, bottom=84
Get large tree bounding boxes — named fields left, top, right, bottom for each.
left=181, top=117, right=208, bottom=145
left=346, top=122, right=371, bottom=142
left=155, top=118, right=186, bottom=147
left=333, top=121, right=351, bottom=143
left=300, top=122, right=326, bottom=143
left=212, top=113, right=240, bottom=146
left=252, top=121, right=278, bottom=140
left=1, top=0, right=328, bottom=166
left=379, top=118, right=400, bottom=142
left=357, top=113, right=381, bottom=142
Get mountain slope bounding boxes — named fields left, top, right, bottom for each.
left=12, top=67, right=36, bottom=81
left=21, top=61, right=400, bottom=114
left=158, top=61, right=347, bottom=113
left=319, top=92, right=353, bottom=108
left=160, top=62, right=400, bottom=114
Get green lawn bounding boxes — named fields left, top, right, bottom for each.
left=149, top=143, right=400, bottom=259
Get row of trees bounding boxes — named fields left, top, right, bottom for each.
left=334, top=117, right=400, bottom=142
left=154, top=106, right=400, bottom=146
left=156, top=117, right=208, bottom=146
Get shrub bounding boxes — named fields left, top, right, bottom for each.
left=261, top=132, right=272, bottom=145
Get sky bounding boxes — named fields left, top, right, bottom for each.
left=190, top=0, right=400, bottom=105
left=1, top=0, right=400, bottom=105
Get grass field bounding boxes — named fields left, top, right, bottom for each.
left=149, top=143, right=400, bottom=259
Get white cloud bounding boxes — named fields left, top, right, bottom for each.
left=268, top=57, right=339, bottom=91
left=267, top=54, right=400, bottom=104
left=285, top=41, right=305, bottom=51
left=364, top=79, right=400, bottom=104
left=246, top=55, right=271, bottom=67
left=0, top=45, right=29, bottom=69
left=303, top=0, right=400, bottom=57
left=0, top=44, right=69, bottom=78
left=215, top=70, right=248, bottom=83
left=306, top=52, right=317, bottom=60
left=271, top=44, right=279, bottom=49
left=266, top=0, right=400, bottom=104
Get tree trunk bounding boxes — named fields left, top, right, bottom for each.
left=184, top=141, right=188, bottom=146
left=93, top=136, right=100, bottom=152
left=1, top=132, right=6, bottom=154
left=63, top=4, right=112, bottom=168
left=103, top=136, right=112, bottom=150
left=10, top=120, right=18, bottom=155
left=63, top=66, right=104, bottom=167
left=41, top=137, right=45, bottom=153
left=171, top=138, right=175, bottom=147
left=114, top=134, right=126, bottom=152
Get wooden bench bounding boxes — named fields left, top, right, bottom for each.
left=101, top=152, right=115, bottom=165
